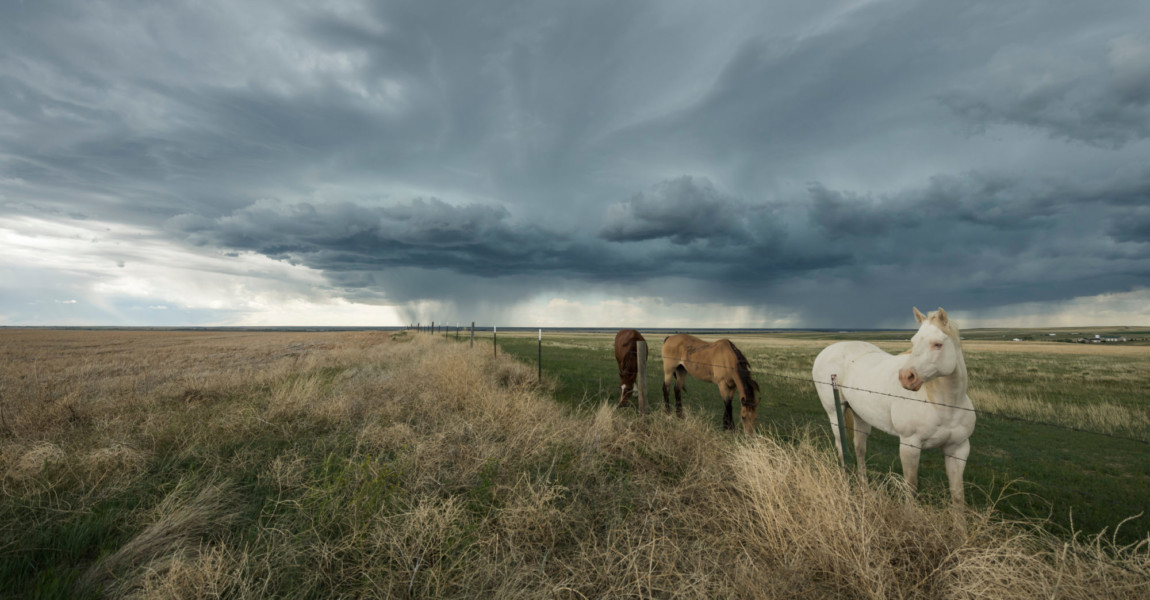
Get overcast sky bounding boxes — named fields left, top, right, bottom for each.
left=2, top=0, right=1149, bottom=328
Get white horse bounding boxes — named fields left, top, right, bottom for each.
left=812, top=307, right=975, bottom=506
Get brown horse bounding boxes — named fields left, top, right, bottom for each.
left=614, top=329, right=646, bottom=407
left=662, top=334, right=760, bottom=434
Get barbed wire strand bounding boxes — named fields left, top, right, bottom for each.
left=593, top=345, right=1150, bottom=447
left=423, top=331, right=1150, bottom=446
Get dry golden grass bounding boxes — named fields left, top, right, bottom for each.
left=77, top=479, right=238, bottom=597
left=1, top=329, right=1147, bottom=598
left=958, top=341, right=1150, bottom=357
left=969, top=388, right=1150, bottom=435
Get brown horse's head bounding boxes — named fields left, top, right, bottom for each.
left=739, top=382, right=761, bottom=435
left=731, top=343, right=761, bottom=435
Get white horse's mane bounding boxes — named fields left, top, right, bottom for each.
left=921, top=310, right=964, bottom=407
left=926, top=310, right=961, bottom=345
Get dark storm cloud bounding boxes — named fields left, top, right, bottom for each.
left=171, top=197, right=587, bottom=277
left=3, top=0, right=1150, bottom=327
left=792, top=169, right=1150, bottom=324
left=941, top=37, right=1150, bottom=148
left=1109, top=207, right=1150, bottom=244
left=599, top=177, right=750, bottom=244
left=163, top=162, right=1150, bottom=326
left=164, top=178, right=846, bottom=306
left=809, top=172, right=1065, bottom=239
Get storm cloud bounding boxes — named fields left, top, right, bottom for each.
left=599, top=177, right=752, bottom=245
left=2, top=0, right=1149, bottom=327
left=170, top=197, right=594, bottom=277
left=941, top=36, right=1150, bottom=148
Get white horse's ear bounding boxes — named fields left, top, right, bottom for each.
left=913, top=307, right=927, bottom=323
left=936, top=307, right=949, bottom=326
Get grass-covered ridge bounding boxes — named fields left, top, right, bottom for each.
left=1, top=330, right=1147, bottom=598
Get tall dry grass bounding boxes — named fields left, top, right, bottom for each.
left=968, top=388, right=1150, bottom=436
left=1, top=330, right=1147, bottom=598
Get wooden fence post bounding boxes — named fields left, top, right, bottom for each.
left=636, top=340, right=649, bottom=417
left=831, top=374, right=852, bottom=475
left=493, top=326, right=497, bottom=357
left=470, top=322, right=475, bottom=348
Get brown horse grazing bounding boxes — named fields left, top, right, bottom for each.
left=614, top=329, right=646, bottom=407
left=662, top=334, right=761, bottom=434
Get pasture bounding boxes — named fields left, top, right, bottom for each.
left=1, top=328, right=1147, bottom=598
left=494, top=329, right=1150, bottom=545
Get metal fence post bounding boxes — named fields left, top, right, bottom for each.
left=493, top=326, right=497, bottom=357
left=470, top=322, right=475, bottom=348
left=831, top=374, right=852, bottom=476
left=537, top=329, right=542, bottom=382
left=636, top=340, right=649, bottom=417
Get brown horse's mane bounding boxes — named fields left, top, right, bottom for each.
left=727, top=341, right=759, bottom=407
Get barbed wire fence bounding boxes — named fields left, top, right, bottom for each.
left=408, top=324, right=1149, bottom=450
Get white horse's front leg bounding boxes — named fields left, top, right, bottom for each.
left=899, top=443, right=921, bottom=501
left=943, top=439, right=971, bottom=508
left=847, top=408, right=871, bottom=483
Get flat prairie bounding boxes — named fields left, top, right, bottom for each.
left=2, top=329, right=1147, bottom=599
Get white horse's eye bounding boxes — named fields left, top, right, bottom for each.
left=932, top=342, right=944, bottom=350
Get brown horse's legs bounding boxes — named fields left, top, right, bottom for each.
left=674, top=374, right=684, bottom=418
left=661, top=381, right=672, bottom=413
left=721, top=383, right=735, bottom=430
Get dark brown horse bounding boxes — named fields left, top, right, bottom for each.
left=662, top=334, right=760, bottom=434
left=614, top=329, right=646, bottom=407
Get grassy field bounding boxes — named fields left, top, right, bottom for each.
left=493, top=329, right=1150, bottom=546
left=1, top=329, right=1148, bottom=598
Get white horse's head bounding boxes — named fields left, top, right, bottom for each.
left=898, top=307, right=962, bottom=392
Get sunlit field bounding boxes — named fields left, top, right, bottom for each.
left=2, top=329, right=1148, bottom=598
